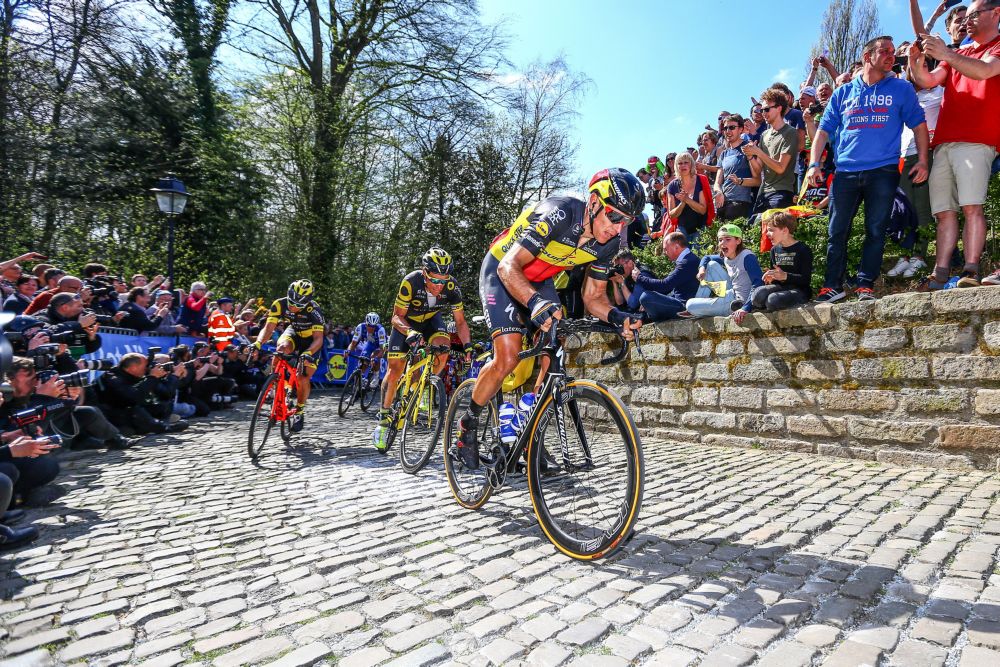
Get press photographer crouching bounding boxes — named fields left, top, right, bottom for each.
left=95, top=352, right=189, bottom=435
left=221, top=344, right=265, bottom=399
left=1, top=356, right=135, bottom=452
left=190, top=341, right=237, bottom=409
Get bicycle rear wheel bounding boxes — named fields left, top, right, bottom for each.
left=443, top=378, right=499, bottom=509
left=247, top=374, right=278, bottom=460
left=527, top=380, right=643, bottom=560
left=360, top=368, right=379, bottom=412
left=399, top=375, right=445, bottom=474
left=338, top=371, right=360, bottom=417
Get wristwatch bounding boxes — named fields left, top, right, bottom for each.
left=807, top=162, right=820, bottom=169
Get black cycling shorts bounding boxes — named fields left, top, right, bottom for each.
left=480, top=253, right=559, bottom=339
left=387, top=313, right=449, bottom=359
left=277, top=332, right=319, bottom=367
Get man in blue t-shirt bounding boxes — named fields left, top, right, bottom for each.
left=808, top=35, right=929, bottom=304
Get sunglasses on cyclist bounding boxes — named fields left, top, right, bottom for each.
left=425, top=275, right=450, bottom=285
left=603, top=205, right=633, bottom=226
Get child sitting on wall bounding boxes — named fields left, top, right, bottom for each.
left=750, top=211, right=814, bottom=312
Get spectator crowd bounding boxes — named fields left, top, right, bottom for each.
left=619, top=0, right=999, bottom=323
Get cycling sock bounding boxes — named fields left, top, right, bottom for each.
left=463, top=399, right=485, bottom=424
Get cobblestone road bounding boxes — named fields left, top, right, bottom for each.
left=1, top=394, right=999, bottom=666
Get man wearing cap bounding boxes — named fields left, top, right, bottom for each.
left=208, top=297, right=237, bottom=352
left=147, top=290, right=186, bottom=335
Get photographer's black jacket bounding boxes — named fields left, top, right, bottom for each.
left=117, top=302, right=162, bottom=333
left=96, top=368, right=161, bottom=409
left=36, top=309, right=102, bottom=355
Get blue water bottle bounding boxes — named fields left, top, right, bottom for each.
left=498, top=402, right=518, bottom=445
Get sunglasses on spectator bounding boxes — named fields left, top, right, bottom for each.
left=723, top=125, right=739, bottom=131
left=759, top=105, right=776, bottom=113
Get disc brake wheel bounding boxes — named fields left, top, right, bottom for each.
left=443, top=378, right=499, bottom=509
left=527, top=380, right=643, bottom=560
left=399, top=375, right=446, bottom=474
left=248, top=374, right=278, bottom=460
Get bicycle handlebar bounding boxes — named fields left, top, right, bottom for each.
left=516, top=318, right=633, bottom=366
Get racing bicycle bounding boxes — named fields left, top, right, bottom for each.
left=443, top=319, right=644, bottom=560
left=248, top=352, right=304, bottom=460
left=338, top=353, right=381, bottom=417
left=381, top=340, right=447, bottom=474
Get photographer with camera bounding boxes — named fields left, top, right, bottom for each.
left=0, top=361, right=62, bottom=508
left=85, top=275, right=124, bottom=317
left=221, top=344, right=264, bottom=398
left=36, top=293, right=108, bottom=361
left=2, top=356, right=136, bottom=452
left=118, top=287, right=170, bottom=333
left=190, top=342, right=237, bottom=408
left=95, top=352, right=189, bottom=435
left=170, top=345, right=208, bottom=417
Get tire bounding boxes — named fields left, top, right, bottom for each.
left=248, top=374, right=278, bottom=460
left=399, top=375, right=445, bottom=474
left=280, top=379, right=298, bottom=443
left=360, top=368, right=379, bottom=412
left=526, top=380, right=643, bottom=560
left=338, top=372, right=360, bottom=417
left=443, top=378, right=498, bottom=509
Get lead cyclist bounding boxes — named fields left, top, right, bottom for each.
left=454, top=168, right=645, bottom=469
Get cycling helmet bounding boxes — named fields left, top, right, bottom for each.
left=421, top=246, right=453, bottom=275
left=287, top=279, right=314, bottom=306
left=588, top=168, right=646, bottom=219
left=365, top=312, right=380, bottom=327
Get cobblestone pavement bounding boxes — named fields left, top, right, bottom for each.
left=1, top=394, right=999, bottom=667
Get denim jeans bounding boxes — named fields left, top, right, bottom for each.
left=638, top=291, right=687, bottom=322
left=824, top=164, right=901, bottom=289
left=685, top=261, right=735, bottom=317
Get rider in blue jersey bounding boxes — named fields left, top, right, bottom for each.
left=346, top=312, right=387, bottom=360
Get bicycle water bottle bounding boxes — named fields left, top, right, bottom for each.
left=498, top=402, right=519, bottom=445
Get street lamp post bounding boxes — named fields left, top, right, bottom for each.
left=149, top=175, right=189, bottom=285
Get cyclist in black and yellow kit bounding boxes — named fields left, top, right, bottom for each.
left=373, top=247, right=472, bottom=451
left=455, top=168, right=645, bottom=469
left=253, top=279, right=324, bottom=432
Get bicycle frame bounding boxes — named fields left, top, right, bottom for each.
left=395, top=348, right=436, bottom=428
left=270, top=355, right=300, bottom=422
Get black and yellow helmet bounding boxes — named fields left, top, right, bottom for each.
left=421, top=246, right=453, bottom=275
left=287, top=279, right=314, bottom=306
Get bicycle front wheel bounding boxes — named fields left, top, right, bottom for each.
left=338, top=371, right=360, bottom=417
left=248, top=374, right=278, bottom=460
left=399, top=375, right=446, bottom=474
left=443, top=378, right=499, bottom=509
left=527, top=380, right=643, bottom=560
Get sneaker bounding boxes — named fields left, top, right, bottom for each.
left=982, top=269, right=1000, bottom=286
left=855, top=287, right=876, bottom=302
left=814, top=287, right=846, bottom=304
left=957, top=271, right=981, bottom=288
left=372, top=425, right=388, bottom=452
left=887, top=257, right=911, bottom=277
left=0, top=523, right=38, bottom=551
left=456, top=414, right=480, bottom=470
left=916, top=275, right=948, bottom=291
left=902, top=257, right=926, bottom=278
left=675, top=310, right=697, bottom=319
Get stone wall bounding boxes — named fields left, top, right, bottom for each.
left=566, top=286, right=1000, bottom=472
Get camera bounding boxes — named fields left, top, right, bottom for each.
left=46, top=330, right=75, bottom=344
left=146, top=346, right=162, bottom=369
left=608, top=264, right=625, bottom=278
left=10, top=400, right=70, bottom=428
left=25, top=344, right=62, bottom=371
left=77, top=358, right=114, bottom=371
left=36, top=369, right=90, bottom=388
left=807, top=101, right=825, bottom=116
left=82, top=309, right=117, bottom=326
left=156, top=361, right=175, bottom=373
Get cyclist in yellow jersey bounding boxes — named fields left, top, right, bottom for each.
left=253, top=279, right=325, bottom=432
left=455, top=168, right=645, bottom=469
left=373, top=247, right=471, bottom=451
